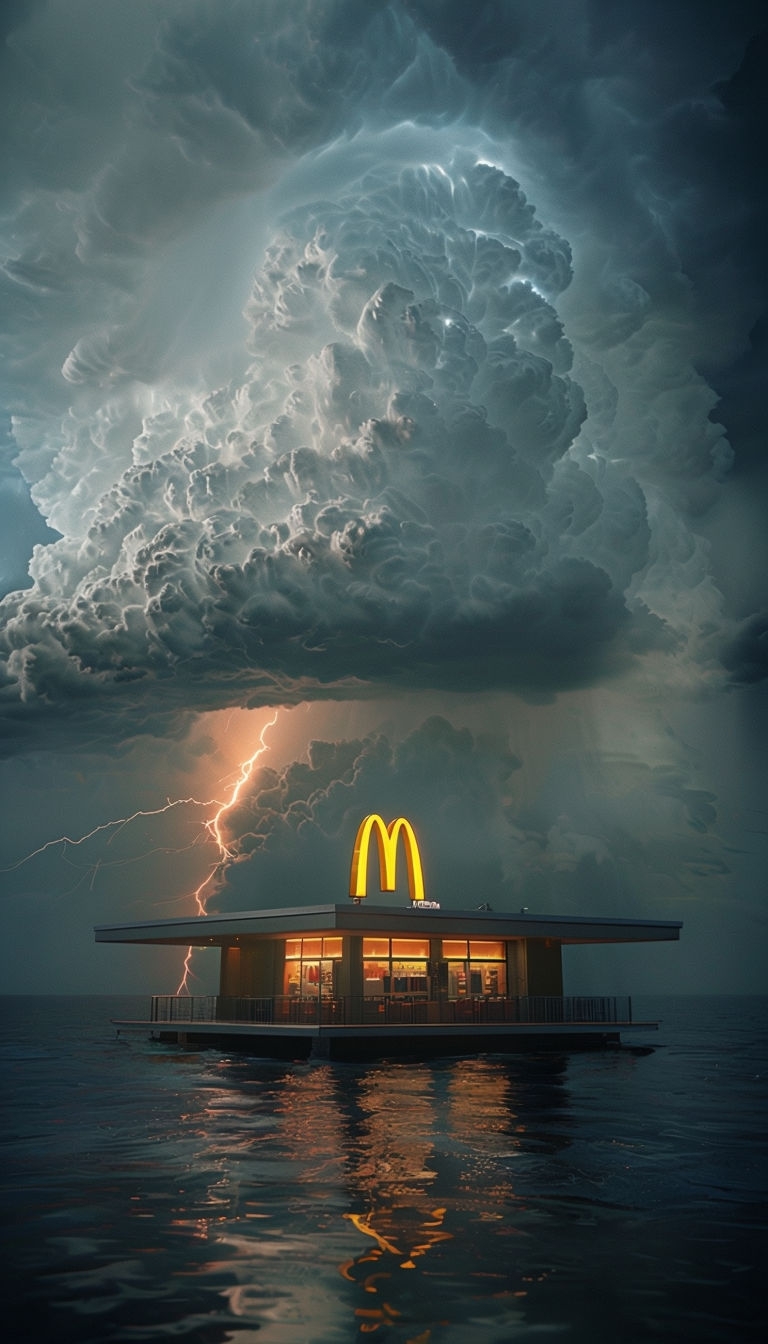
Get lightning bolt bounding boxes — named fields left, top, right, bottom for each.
left=2, top=796, right=218, bottom=871
left=176, top=710, right=279, bottom=994
left=3, top=709, right=281, bottom=997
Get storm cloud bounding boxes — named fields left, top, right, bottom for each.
left=0, top=0, right=763, bottom=754
left=211, top=711, right=727, bottom=924
left=0, top=1, right=766, bottom=997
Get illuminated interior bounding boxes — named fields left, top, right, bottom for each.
left=283, top=936, right=343, bottom=997
left=280, top=934, right=511, bottom=1000
left=442, top=939, right=507, bottom=998
left=362, top=936, right=429, bottom=998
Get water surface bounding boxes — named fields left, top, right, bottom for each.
left=1, top=995, right=765, bottom=1342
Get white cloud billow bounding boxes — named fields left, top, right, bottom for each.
left=0, top=154, right=652, bottom=718
left=0, top=0, right=758, bottom=751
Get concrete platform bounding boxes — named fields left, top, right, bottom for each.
left=112, top=1016, right=659, bottom=1059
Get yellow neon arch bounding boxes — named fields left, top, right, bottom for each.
left=349, top=815, right=426, bottom=904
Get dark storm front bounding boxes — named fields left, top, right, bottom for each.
left=1, top=998, right=765, bottom=1343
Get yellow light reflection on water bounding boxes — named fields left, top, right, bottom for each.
left=169, top=1053, right=537, bottom=1339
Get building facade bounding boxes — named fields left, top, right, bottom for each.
left=96, top=814, right=681, bottom=1055
left=96, top=902, right=682, bottom=1057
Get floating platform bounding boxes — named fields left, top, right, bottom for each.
left=98, top=899, right=680, bottom=1060
left=112, top=994, right=661, bottom=1053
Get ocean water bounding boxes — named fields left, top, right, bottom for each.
left=0, top=997, right=765, bottom=1343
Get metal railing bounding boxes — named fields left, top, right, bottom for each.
left=150, top=994, right=631, bottom=1027
left=150, top=994, right=218, bottom=1023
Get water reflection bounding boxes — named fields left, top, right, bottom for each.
left=172, top=1053, right=572, bottom=1341
left=6, top=1027, right=573, bottom=1342
left=5, top=1000, right=763, bottom=1342
left=334, top=1064, right=447, bottom=1334
left=331, top=1059, right=548, bottom=1338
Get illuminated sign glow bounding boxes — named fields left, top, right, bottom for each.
left=349, top=815, right=426, bottom=904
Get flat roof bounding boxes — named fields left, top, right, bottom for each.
left=95, top=903, right=682, bottom=947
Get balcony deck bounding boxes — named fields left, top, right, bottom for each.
left=111, top=993, right=659, bottom=1058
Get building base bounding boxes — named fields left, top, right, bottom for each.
left=114, top=1017, right=657, bottom=1060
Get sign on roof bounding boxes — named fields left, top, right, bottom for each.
left=349, top=814, right=437, bottom=906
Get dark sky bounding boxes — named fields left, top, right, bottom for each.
left=0, top=0, right=766, bottom=996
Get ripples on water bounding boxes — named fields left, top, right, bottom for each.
left=0, top=996, right=765, bottom=1342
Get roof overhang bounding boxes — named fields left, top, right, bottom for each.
left=95, top=903, right=682, bottom=947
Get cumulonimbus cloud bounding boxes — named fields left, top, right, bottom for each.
left=0, top=0, right=762, bottom=753
left=211, top=713, right=725, bottom=915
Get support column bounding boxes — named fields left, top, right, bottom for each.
left=220, top=946, right=240, bottom=996
left=506, top=939, right=527, bottom=996
left=525, top=939, right=563, bottom=995
left=338, top=935, right=363, bottom=999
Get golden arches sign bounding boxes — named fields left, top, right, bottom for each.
left=349, top=814, right=426, bottom=904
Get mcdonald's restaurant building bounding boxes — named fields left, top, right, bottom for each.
left=97, top=815, right=682, bottom=1057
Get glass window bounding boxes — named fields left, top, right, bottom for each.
left=363, top=937, right=431, bottom=958
left=285, top=963, right=302, bottom=995
left=447, top=962, right=468, bottom=997
left=285, top=936, right=342, bottom=959
left=362, top=937, right=428, bottom=997
left=392, top=961, right=428, bottom=993
left=442, top=939, right=468, bottom=958
left=362, top=960, right=389, bottom=995
left=476, top=964, right=505, bottom=995
left=468, top=941, right=505, bottom=960
left=391, top=938, right=430, bottom=958
left=446, top=960, right=506, bottom=997
left=363, top=961, right=389, bottom=980
left=282, top=936, right=342, bottom=996
left=363, top=937, right=390, bottom=958
left=443, top=939, right=505, bottom=959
